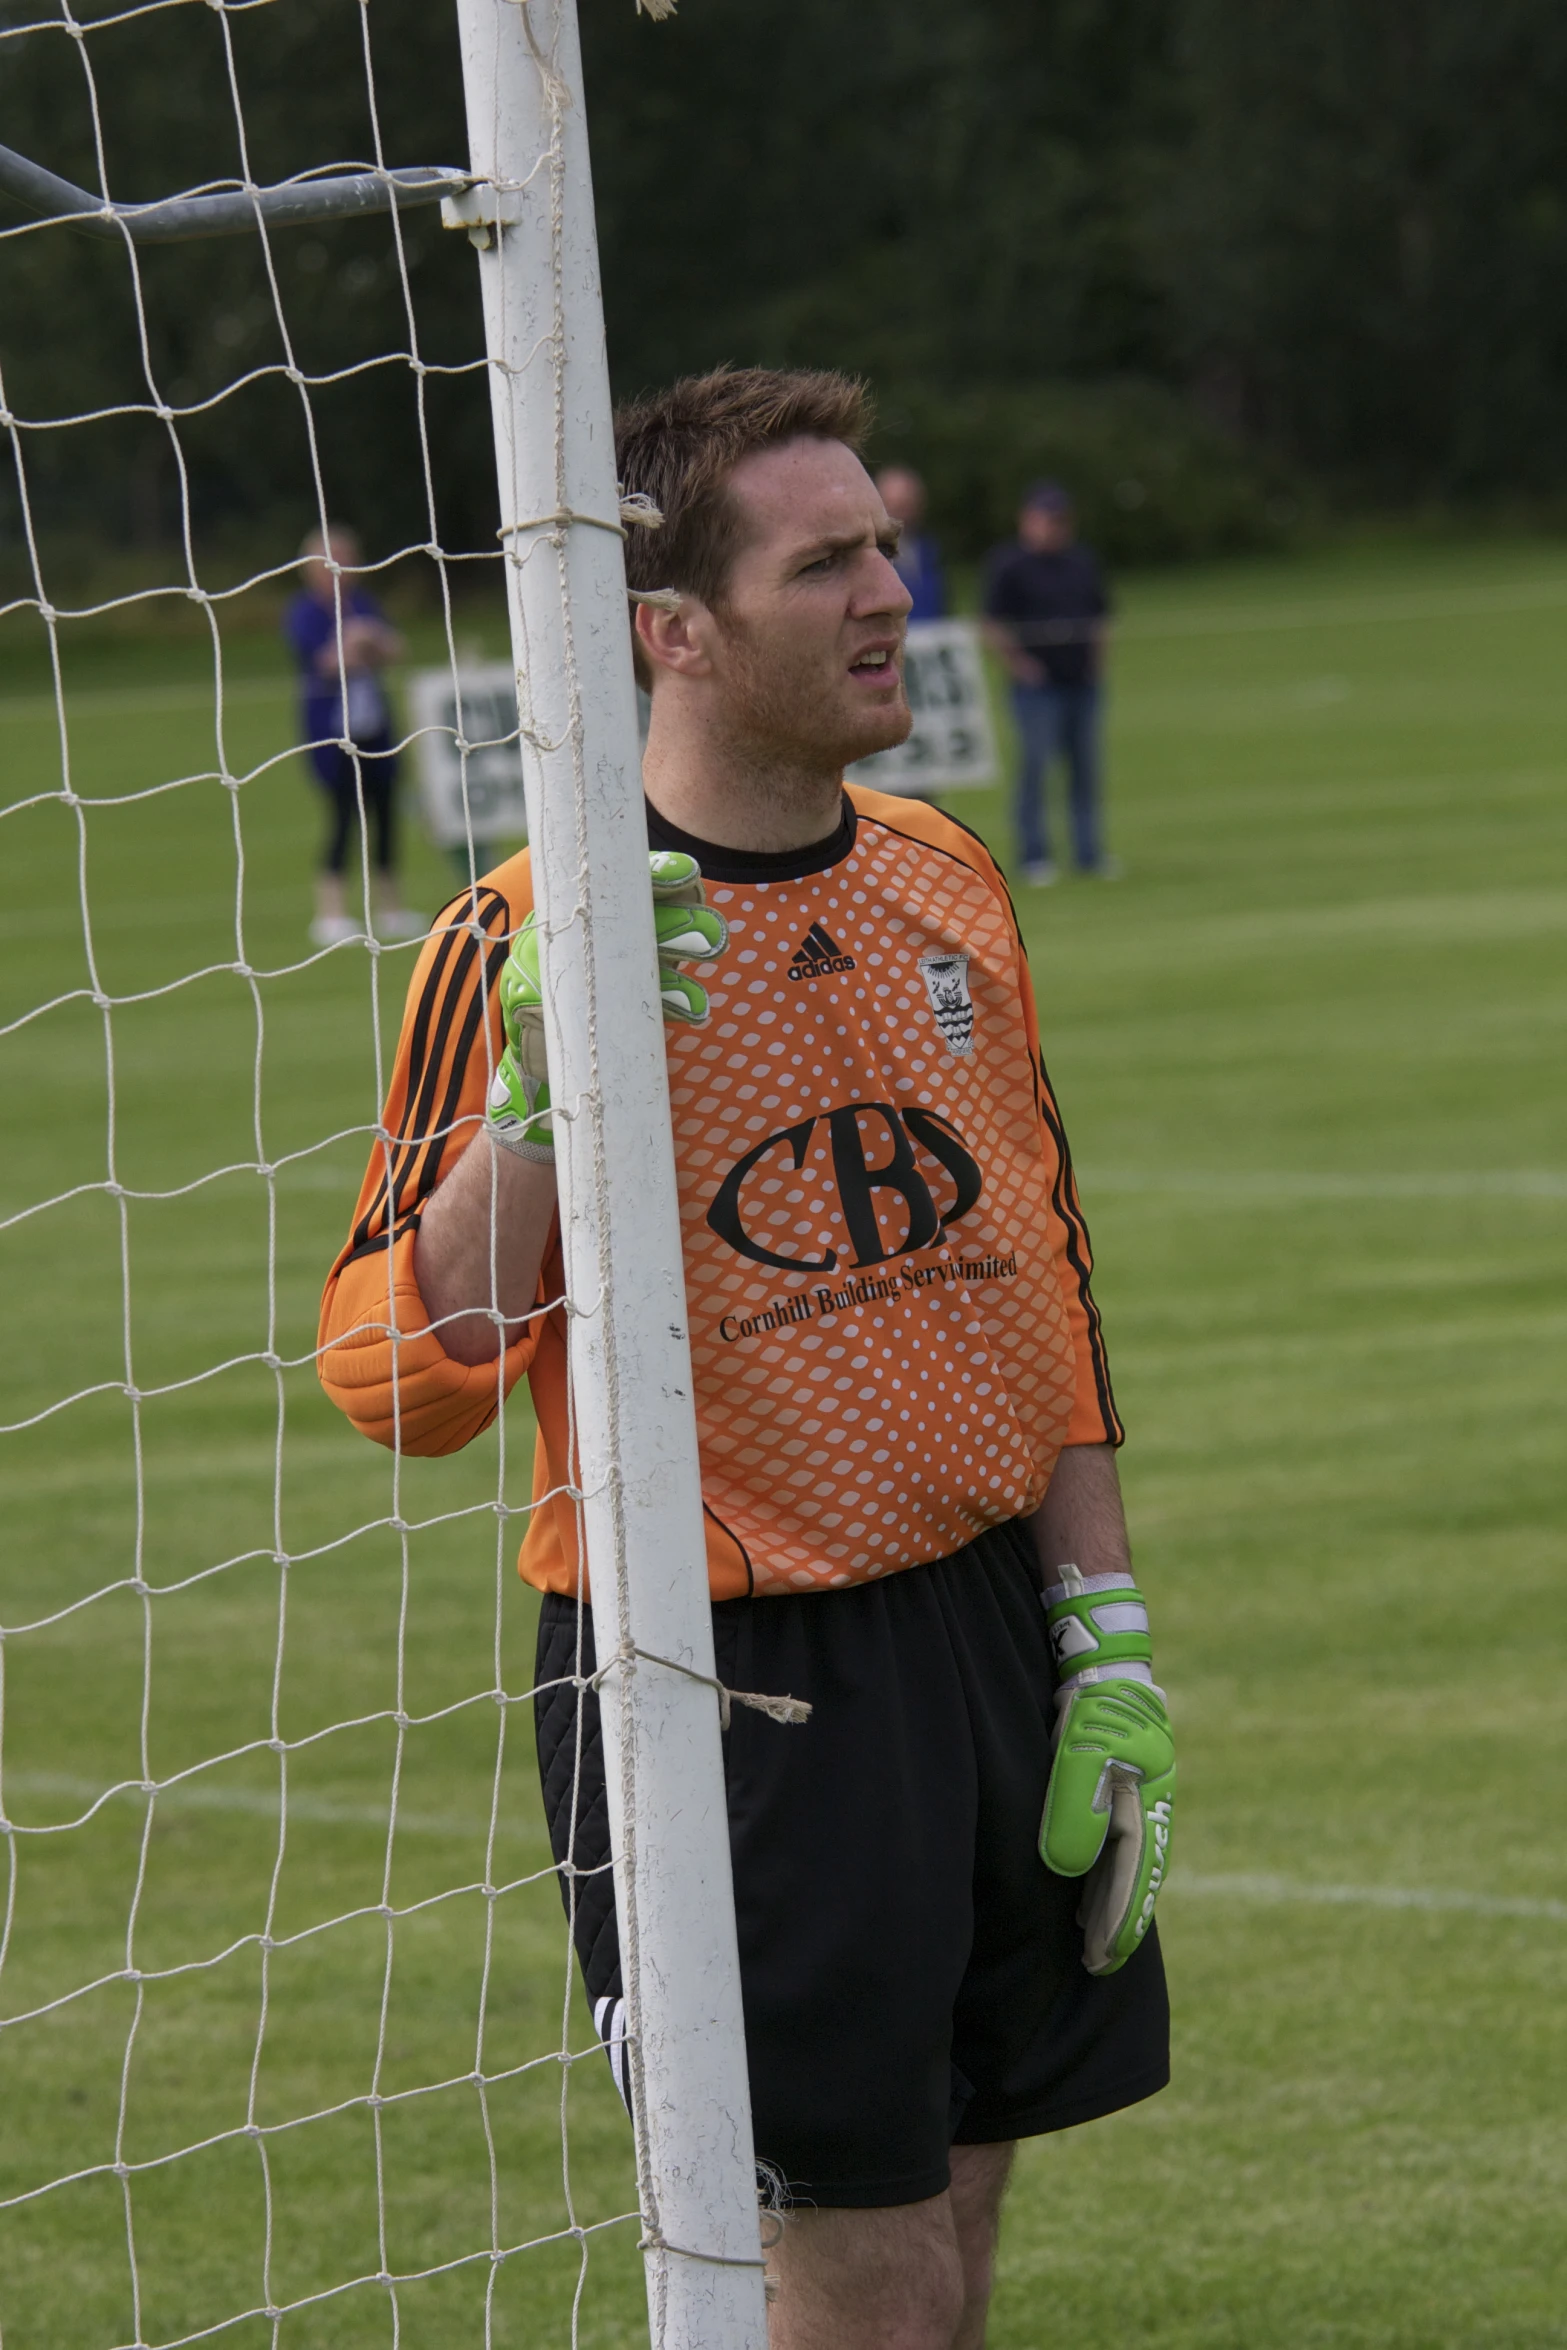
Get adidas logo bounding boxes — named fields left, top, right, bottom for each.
left=787, top=922, right=856, bottom=981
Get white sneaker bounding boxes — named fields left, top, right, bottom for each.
left=1020, top=859, right=1058, bottom=887
left=309, top=914, right=366, bottom=948
left=376, top=909, right=430, bottom=942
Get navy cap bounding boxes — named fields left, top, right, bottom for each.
left=1021, top=478, right=1073, bottom=513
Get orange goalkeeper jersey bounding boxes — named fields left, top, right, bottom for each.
left=318, top=787, right=1121, bottom=1600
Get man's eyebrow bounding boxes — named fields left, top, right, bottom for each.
left=790, top=519, right=904, bottom=563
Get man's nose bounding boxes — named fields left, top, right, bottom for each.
left=858, top=548, right=914, bottom=618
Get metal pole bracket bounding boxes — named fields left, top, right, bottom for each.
left=440, top=181, right=527, bottom=248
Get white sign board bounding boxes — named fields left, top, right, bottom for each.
left=407, top=662, right=529, bottom=849
left=849, top=618, right=997, bottom=795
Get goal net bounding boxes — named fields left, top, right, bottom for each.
left=0, top=3, right=761, bottom=2344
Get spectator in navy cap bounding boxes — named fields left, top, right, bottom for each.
left=982, top=482, right=1115, bottom=884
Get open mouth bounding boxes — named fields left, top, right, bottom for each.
left=849, top=647, right=897, bottom=680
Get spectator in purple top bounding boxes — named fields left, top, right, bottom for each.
left=283, top=525, right=425, bottom=946
left=876, top=465, right=947, bottom=623
left=982, top=481, right=1116, bottom=885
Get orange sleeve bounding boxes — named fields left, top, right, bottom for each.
left=317, top=859, right=561, bottom=1456
left=866, top=793, right=1123, bottom=1448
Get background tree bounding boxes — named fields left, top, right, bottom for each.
left=4, top=0, right=1567, bottom=578
left=1156, top=0, right=1567, bottom=496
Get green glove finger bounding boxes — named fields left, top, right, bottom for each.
left=646, top=849, right=730, bottom=998
left=1040, top=1678, right=1175, bottom=1976
left=648, top=849, right=702, bottom=898
left=487, top=1044, right=553, bottom=1150
left=653, top=902, right=729, bottom=965
left=661, top=971, right=712, bottom=1023
left=497, top=914, right=543, bottom=1026
left=487, top=851, right=730, bottom=1158
left=489, top=914, right=553, bottom=1154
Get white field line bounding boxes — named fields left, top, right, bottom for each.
left=1173, top=1871, right=1567, bottom=1925
left=1116, top=575, right=1567, bottom=641
left=5, top=1769, right=534, bottom=1842
left=1066, top=885, right=1567, bottom=958
left=1085, top=1169, right=1567, bottom=1202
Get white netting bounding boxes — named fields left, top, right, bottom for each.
left=0, top=2, right=662, bottom=2341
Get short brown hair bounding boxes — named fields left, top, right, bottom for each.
left=615, top=366, right=870, bottom=620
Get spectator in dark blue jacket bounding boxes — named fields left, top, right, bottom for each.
left=876, top=466, right=947, bottom=623
left=982, top=482, right=1115, bottom=885
left=283, top=525, right=425, bottom=946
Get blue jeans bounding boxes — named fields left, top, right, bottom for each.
left=1010, top=681, right=1104, bottom=870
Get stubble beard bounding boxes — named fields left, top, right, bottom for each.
left=712, top=609, right=912, bottom=811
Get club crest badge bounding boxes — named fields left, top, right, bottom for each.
left=918, top=949, right=975, bottom=1056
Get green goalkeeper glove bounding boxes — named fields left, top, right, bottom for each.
left=486, top=850, right=729, bottom=1159
left=1038, top=1565, right=1175, bottom=1977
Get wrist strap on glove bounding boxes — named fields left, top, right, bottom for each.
left=1043, top=1567, right=1158, bottom=1718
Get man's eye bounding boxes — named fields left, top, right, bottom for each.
left=800, top=553, right=837, bottom=575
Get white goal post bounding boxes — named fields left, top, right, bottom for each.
left=449, top=1, right=768, bottom=2341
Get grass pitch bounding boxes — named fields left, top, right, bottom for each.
left=2, top=535, right=1564, bottom=2347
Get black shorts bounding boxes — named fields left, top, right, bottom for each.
left=533, top=1520, right=1169, bottom=2208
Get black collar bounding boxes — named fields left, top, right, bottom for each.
left=644, top=792, right=857, bottom=884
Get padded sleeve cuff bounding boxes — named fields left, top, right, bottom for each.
left=317, top=1225, right=543, bottom=1456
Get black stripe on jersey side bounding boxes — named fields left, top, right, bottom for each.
left=403, top=912, right=512, bottom=1223
left=1035, top=1051, right=1124, bottom=1446
left=345, top=915, right=465, bottom=1257
left=858, top=809, right=1024, bottom=946
left=345, top=887, right=511, bottom=1261
left=860, top=808, right=1039, bottom=1108
left=888, top=804, right=1030, bottom=960
left=347, top=887, right=508, bottom=1253
left=703, top=1500, right=756, bottom=1598
left=859, top=817, right=1100, bottom=1417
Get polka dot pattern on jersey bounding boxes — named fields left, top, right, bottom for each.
left=665, top=810, right=1082, bottom=1595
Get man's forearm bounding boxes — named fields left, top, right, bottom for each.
left=412, top=1130, right=559, bottom=1367
left=1027, top=1442, right=1132, bottom=1581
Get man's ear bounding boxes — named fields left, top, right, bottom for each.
left=635, top=596, right=716, bottom=681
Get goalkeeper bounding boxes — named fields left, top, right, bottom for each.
left=320, top=368, right=1170, bottom=2350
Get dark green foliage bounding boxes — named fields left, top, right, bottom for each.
left=0, top=0, right=490, bottom=556
left=1157, top=0, right=1567, bottom=495
left=580, top=0, right=1175, bottom=391
left=3, top=0, right=1567, bottom=567
left=870, top=379, right=1291, bottom=563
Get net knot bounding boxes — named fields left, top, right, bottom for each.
left=618, top=492, right=664, bottom=531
